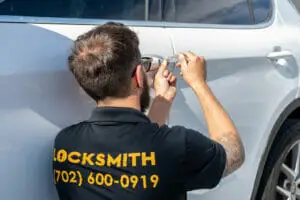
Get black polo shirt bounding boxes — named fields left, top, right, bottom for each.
left=53, top=107, right=226, bottom=200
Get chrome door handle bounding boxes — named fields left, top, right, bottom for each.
left=142, top=55, right=178, bottom=72
left=267, top=51, right=293, bottom=60
left=142, top=55, right=164, bottom=72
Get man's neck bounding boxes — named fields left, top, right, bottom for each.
left=97, top=96, right=140, bottom=111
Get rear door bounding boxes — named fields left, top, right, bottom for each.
left=162, top=0, right=299, bottom=199
left=0, top=1, right=173, bottom=200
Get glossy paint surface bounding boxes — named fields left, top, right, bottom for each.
left=1, top=0, right=300, bottom=199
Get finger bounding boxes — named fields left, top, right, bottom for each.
left=170, top=75, right=176, bottom=83
left=157, top=60, right=168, bottom=74
left=188, top=50, right=196, bottom=56
left=167, top=72, right=173, bottom=80
left=201, top=56, right=206, bottom=65
left=163, top=69, right=169, bottom=77
left=170, top=76, right=177, bottom=86
left=178, top=53, right=188, bottom=69
left=183, top=51, right=196, bottom=61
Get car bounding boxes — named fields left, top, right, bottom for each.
left=1, top=0, right=300, bottom=199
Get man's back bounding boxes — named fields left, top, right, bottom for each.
left=52, top=22, right=244, bottom=200
left=53, top=107, right=226, bottom=200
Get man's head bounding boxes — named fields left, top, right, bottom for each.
left=68, top=22, right=150, bottom=112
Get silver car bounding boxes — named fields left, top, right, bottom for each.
left=1, top=0, right=300, bottom=199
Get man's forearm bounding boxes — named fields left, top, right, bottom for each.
left=192, top=82, right=245, bottom=177
left=147, top=96, right=172, bottom=127
left=192, top=82, right=236, bottom=138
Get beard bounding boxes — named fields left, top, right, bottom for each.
left=140, top=73, right=150, bottom=113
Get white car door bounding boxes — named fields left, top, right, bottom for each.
left=162, top=0, right=300, bottom=199
left=0, top=1, right=173, bottom=200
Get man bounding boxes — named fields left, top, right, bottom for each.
left=53, top=22, right=245, bottom=200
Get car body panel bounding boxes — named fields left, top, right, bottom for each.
left=1, top=0, right=300, bottom=199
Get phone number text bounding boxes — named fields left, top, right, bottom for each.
left=54, top=170, right=159, bottom=189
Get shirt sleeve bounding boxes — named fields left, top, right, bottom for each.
left=175, top=126, right=227, bottom=191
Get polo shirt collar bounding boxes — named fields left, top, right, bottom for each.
left=88, top=107, right=151, bottom=123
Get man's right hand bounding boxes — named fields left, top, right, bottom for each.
left=177, top=51, right=207, bottom=89
left=176, top=51, right=245, bottom=178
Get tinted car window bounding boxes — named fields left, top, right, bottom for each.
left=149, top=0, right=271, bottom=25
left=0, top=0, right=145, bottom=20
left=0, top=0, right=271, bottom=25
left=253, top=0, right=272, bottom=24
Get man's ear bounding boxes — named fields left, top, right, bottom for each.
left=135, top=65, right=144, bottom=88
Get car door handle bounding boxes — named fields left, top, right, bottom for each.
left=142, top=55, right=178, bottom=72
left=142, top=55, right=164, bottom=71
left=267, top=51, right=293, bottom=60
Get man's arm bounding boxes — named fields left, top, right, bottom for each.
left=192, top=82, right=245, bottom=177
left=178, top=52, right=245, bottom=177
left=147, top=60, right=177, bottom=127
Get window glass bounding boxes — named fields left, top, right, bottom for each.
left=290, top=0, right=300, bottom=14
left=149, top=0, right=271, bottom=25
left=252, top=0, right=271, bottom=24
left=0, top=0, right=145, bottom=20
left=0, top=0, right=271, bottom=25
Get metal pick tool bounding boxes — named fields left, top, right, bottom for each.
left=165, top=55, right=179, bottom=73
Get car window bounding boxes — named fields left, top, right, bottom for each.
left=0, top=0, right=146, bottom=20
left=290, top=0, right=300, bottom=14
left=252, top=0, right=272, bottom=24
left=149, top=0, right=271, bottom=25
left=0, top=0, right=271, bottom=25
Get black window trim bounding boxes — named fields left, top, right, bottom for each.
left=0, top=0, right=274, bottom=30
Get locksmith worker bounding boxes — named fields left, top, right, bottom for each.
left=52, top=22, right=245, bottom=200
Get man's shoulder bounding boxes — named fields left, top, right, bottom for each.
left=155, top=125, right=194, bottom=147
left=55, top=121, right=89, bottom=141
left=158, top=125, right=215, bottom=151
left=158, top=124, right=195, bottom=135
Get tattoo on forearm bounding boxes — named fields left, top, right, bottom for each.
left=215, top=132, right=245, bottom=177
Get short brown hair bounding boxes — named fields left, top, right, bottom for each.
left=68, top=22, right=141, bottom=101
